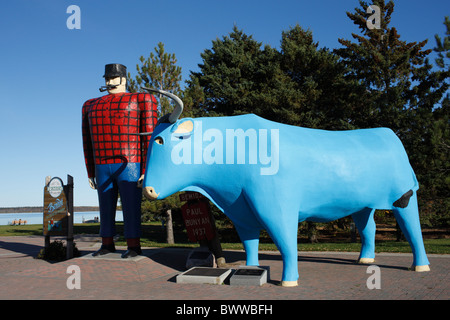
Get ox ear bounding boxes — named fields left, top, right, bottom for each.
left=171, top=118, right=194, bottom=136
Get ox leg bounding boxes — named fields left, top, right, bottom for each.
left=234, top=224, right=260, bottom=266
left=352, top=208, right=376, bottom=264
left=262, top=217, right=299, bottom=287
left=392, top=192, right=430, bottom=271
left=242, top=192, right=299, bottom=286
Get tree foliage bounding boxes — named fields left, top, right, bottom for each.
left=127, top=43, right=185, bottom=222
left=188, top=26, right=279, bottom=118
left=188, top=25, right=359, bottom=130
left=334, top=1, right=449, bottom=225
left=279, top=25, right=360, bottom=129
left=127, top=42, right=182, bottom=117
left=434, top=16, right=450, bottom=71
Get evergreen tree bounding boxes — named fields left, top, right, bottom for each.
left=127, top=42, right=184, bottom=220
left=336, top=0, right=449, bottom=225
left=127, top=42, right=182, bottom=117
left=434, top=16, right=450, bottom=71
left=335, top=0, right=434, bottom=135
left=188, top=25, right=355, bottom=130
left=188, top=26, right=279, bottom=117
left=420, top=16, right=450, bottom=226
left=181, top=77, right=206, bottom=118
left=278, top=25, right=359, bottom=129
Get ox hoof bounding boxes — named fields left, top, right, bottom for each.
left=358, top=258, right=375, bottom=264
left=410, top=265, right=430, bottom=272
left=281, top=281, right=298, bottom=287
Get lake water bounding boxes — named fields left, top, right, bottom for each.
left=0, top=211, right=123, bottom=226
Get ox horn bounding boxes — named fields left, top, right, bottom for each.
left=141, top=87, right=184, bottom=123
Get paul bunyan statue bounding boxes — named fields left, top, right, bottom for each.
left=82, top=64, right=158, bottom=258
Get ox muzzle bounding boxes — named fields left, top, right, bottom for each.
left=143, top=186, right=159, bottom=200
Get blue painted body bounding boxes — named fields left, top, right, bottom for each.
left=143, top=114, right=429, bottom=283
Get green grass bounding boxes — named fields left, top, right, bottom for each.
left=1, top=223, right=449, bottom=254
left=0, top=224, right=43, bottom=236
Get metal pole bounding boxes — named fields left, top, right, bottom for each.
left=45, top=235, right=50, bottom=250
left=44, top=176, right=51, bottom=252
left=66, top=175, right=74, bottom=259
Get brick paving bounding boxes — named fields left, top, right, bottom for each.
left=0, top=235, right=448, bottom=301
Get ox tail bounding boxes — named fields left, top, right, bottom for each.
left=393, top=169, right=419, bottom=209
left=410, top=169, right=419, bottom=193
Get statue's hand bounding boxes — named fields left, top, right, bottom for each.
left=88, top=178, right=97, bottom=190
left=137, top=174, right=145, bottom=188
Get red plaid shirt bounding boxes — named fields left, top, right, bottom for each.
left=82, top=92, right=158, bottom=178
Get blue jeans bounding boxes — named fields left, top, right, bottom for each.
left=95, top=163, right=142, bottom=239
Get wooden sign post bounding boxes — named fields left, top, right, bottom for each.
left=180, top=192, right=215, bottom=242
left=43, top=175, right=74, bottom=259
left=179, top=192, right=226, bottom=267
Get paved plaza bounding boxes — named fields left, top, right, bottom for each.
left=0, top=235, right=448, bottom=302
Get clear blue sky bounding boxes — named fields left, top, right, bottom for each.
left=0, top=0, right=447, bottom=207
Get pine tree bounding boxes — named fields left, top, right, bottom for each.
left=182, top=77, right=207, bottom=118
left=335, top=0, right=434, bottom=135
left=128, top=42, right=184, bottom=223
left=188, top=26, right=279, bottom=117
left=127, top=42, right=182, bottom=117
left=278, top=25, right=359, bottom=130
left=420, top=16, right=450, bottom=226
left=188, top=25, right=354, bottom=130
left=434, top=16, right=450, bottom=71
left=336, top=0, right=449, bottom=225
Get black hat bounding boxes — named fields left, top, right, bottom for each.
left=103, top=63, right=127, bottom=78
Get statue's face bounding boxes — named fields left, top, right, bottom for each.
left=105, top=76, right=126, bottom=94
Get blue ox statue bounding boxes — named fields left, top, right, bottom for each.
left=141, top=88, right=430, bottom=287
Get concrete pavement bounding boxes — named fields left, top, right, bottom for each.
left=0, top=235, right=448, bottom=301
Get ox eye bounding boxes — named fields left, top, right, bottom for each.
left=155, top=137, right=164, bottom=145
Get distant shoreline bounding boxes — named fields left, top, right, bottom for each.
left=0, top=206, right=100, bottom=214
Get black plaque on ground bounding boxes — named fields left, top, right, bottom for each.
left=230, top=266, right=268, bottom=286
left=176, top=267, right=232, bottom=284
left=183, top=267, right=229, bottom=277
left=233, top=269, right=265, bottom=276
